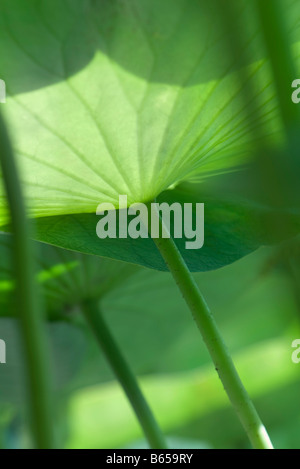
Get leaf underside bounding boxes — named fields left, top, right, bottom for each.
left=0, top=0, right=299, bottom=269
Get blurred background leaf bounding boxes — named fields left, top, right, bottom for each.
left=1, top=237, right=299, bottom=448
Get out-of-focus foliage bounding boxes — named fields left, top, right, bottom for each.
left=0, top=233, right=138, bottom=318
left=0, top=241, right=299, bottom=448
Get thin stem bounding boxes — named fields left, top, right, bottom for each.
left=255, top=1, right=300, bottom=244
left=82, top=299, right=167, bottom=449
left=0, top=115, right=54, bottom=449
left=255, top=0, right=300, bottom=135
left=150, top=204, right=273, bottom=450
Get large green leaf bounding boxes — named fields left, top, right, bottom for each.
left=0, top=0, right=299, bottom=268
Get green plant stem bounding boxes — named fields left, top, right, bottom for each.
left=255, top=0, right=300, bottom=134
left=0, top=115, right=54, bottom=449
left=82, top=299, right=167, bottom=449
left=150, top=204, right=273, bottom=450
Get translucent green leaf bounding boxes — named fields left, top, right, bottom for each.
left=0, top=0, right=299, bottom=269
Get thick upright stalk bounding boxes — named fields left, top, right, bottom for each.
left=0, top=115, right=54, bottom=449
left=82, top=300, right=167, bottom=449
left=150, top=205, right=273, bottom=450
